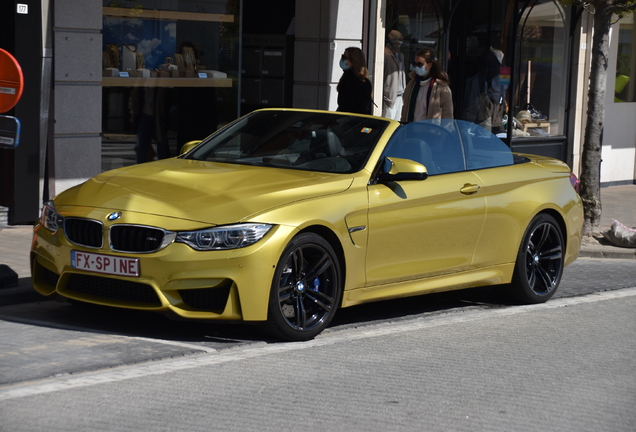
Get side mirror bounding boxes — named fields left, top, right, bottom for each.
left=377, top=157, right=428, bottom=182
left=0, top=115, right=20, bottom=149
left=180, top=140, right=202, bottom=155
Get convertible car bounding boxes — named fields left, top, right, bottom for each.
left=31, top=109, right=583, bottom=341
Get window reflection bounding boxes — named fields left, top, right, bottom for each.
left=615, top=14, right=635, bottom=103
left=514, top=0, right=568, bottom=137
left=445, top=0, right=514, bottom=136
left=101, top=1, right=239, bottom=169
left=383, top=0, right=445, bottom=120
left=385, top=0, right=572, bottom=140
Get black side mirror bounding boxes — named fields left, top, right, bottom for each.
left=0, top=115, right=20, bottom=149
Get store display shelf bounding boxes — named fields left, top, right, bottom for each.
left=522, top=121, right=550, bottom=133
left=102, top=7, right=234, bottom=23
left=101, top=77, right=233, bottom=88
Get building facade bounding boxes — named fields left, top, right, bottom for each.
left=1, top=0, right=635, bottom=225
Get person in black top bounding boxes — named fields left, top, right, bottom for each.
left=337, top=47, right=373, bottom=115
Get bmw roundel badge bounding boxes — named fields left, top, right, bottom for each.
left=107, top=212, right=122, bottom=221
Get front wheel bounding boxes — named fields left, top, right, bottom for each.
left=263, top=233, right=342, bottom=341
left=509, top=213, right=564, bottom=304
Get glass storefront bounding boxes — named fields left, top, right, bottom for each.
left=448, top=0, right=515, bottom=135
left=614, top=14, right=636, bottom=103
left=382, top=0, right=572, bottom=143
left=101, top=0, right=241, bottom=169
left=515, top=0, right=569, bottom=137
left=99, top=0, right=576, bottom=173
left=100, top=0, right=296, bottom=171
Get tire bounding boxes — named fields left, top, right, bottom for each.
left=263, top=232, right=342, bottom=341
left=509, top=213, right=564, bottom=304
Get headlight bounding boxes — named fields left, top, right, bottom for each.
left=176, top=223, right=273, bottom=251
left=41, top=201, right=64, bottom=232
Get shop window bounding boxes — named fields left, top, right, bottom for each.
left=614, top=14, right=636, bottom=103
left=381, top=0, right=445, bottom=121
left=513, top=0, right=569, bottom=137
left=448, top=0, right=514, bottom=136
left=384, top=0, right=517, bottom=135
left=101, top=1, right=240, bottom=170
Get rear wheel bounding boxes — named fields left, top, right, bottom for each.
left=509, top=213, right=564, bottom=304
left=263, top=233, right=342, bottom=341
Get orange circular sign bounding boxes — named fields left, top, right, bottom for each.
left=0, top=48, right=24, bottom=113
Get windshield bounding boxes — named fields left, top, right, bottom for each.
left=183, top=110, right=390, bottom=174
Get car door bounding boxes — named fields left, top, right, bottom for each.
left=364, top=121, right=487, bottom=286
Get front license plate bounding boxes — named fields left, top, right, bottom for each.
left=71, top=251, right=140, bottom=277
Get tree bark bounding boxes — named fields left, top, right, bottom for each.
left=579, top=3, right=613, bottom=236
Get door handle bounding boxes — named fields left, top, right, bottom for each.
left=460, top=184, right=481, bottom=195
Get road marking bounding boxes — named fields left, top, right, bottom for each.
left=130, top=336, right=218, bottom=353
left=0, top=314, right=219, bottom=354
left=1, top=287, right=635, bottom=401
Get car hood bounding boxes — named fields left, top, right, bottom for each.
left=55, top=159, right=354, bottom=225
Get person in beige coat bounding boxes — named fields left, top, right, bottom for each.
left=401, top=48, right=454, bottom=122
left=383, top=30, right=406, bottom=120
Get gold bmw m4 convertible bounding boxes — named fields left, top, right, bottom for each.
left=31, top=109, right=583, bottom=341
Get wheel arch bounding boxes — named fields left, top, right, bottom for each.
left=534, top=208, right=568, bottom=249
left=297, top=225, right=347, bottom=291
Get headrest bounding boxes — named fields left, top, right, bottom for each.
left=310, top=130, right=343, bottom=157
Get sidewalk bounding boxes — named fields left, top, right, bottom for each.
left=580, top=184, right=636, bottom=259
left=0, top=185, right=634, bottom=292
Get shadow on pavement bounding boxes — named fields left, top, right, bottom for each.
left=0, top=282, right=510, bottom=345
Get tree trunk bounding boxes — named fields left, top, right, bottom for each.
left=579, top=3, right=613, bottom=236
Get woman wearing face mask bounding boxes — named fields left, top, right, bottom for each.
left=401, top=48, right=453, bottom=122
left=337, top=47, right=373, bottom=115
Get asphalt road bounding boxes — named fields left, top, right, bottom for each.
left=0, top=258, right=634, bottom=431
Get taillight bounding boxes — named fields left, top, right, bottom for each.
left=569, top=172, right=580, bottom=194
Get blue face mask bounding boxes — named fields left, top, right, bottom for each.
left=415, top=65, right=428, bottom=76
left=340, top=59, right=350, bottom=71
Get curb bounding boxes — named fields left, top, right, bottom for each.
left=578, top=248, right=636, bottom=259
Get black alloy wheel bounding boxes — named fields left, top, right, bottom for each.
left=264, top=232, right=342, bottom=341
left=510, top=213, right=564, bottom=304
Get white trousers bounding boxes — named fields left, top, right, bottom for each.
left=383, top=96, right=403, bottom=121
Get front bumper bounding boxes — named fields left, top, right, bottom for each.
left=31, top=216, right=296, bottom=322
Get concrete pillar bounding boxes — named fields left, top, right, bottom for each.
left=293, top=0, right=365, bottom=111
left=52, top=0, right=102, bottom=195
